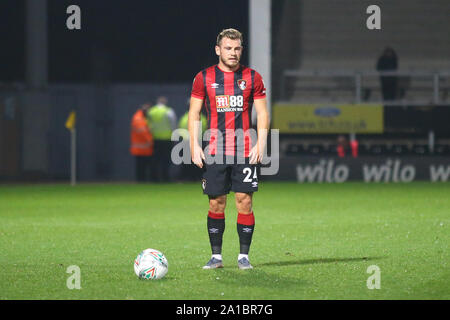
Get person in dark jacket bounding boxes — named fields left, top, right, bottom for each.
left=376, top=47, right=398, bottom=101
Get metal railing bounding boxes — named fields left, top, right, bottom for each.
left=280, top=70, right=450, bottom=105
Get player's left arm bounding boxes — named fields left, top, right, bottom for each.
left=249, top=98, right=269, bottom=164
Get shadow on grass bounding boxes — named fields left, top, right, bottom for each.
left=215, top=267, right=309, bottom=291
left=257, top=256, right=385, bottom=267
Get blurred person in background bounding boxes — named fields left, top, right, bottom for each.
left=147, top=96, right=177, bottom=182
left=337, top=135, right=358, bottom=158
left=376, top=47, right=398, bottom=101
left=130, top=103, right=154, bottom=182
left=178, top=99, right=207, bottom=181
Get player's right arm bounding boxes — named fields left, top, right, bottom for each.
left=189, top=72, right=206, bottom=168
left=188, top=97, right=205, bottom=168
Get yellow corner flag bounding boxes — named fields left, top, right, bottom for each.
left=65, top=111, right=76, bottom=130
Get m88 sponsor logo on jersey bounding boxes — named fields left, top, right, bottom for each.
left=215, top=95, right=244, bottom=112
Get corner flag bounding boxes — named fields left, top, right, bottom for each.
left=65, top=110, right=77, bottom=185
left=65, top=111, right=76, bottom=130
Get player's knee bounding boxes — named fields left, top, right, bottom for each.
left=235, top=193, right=252, bottom=213
left=209, top=195, right=227, bottom=213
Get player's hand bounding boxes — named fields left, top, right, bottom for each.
left=191, top=144, right=206, bottom=168
left=249, top=145, right=263, bottom=164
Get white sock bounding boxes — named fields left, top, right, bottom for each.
left=212, top=254, right=222, bottom=261
left=238, top=254, right=249, bottom=261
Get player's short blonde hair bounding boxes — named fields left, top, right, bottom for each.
left=216, top=28, right=243, bottom=46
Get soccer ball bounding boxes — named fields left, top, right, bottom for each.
left=134, top=248, right=168, bottom=280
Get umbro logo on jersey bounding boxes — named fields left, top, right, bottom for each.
left=211, top=83, right=220, bottom=89
left=242, top=227, right=253, bottom=233
left=209, top=228, right=219, bottom=234
left=252, top=181, right=258, bottom=188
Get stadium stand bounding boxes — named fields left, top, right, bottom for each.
left=274, top=0, right=450, bottom=156
left=276, top=0, right=450, bottom=104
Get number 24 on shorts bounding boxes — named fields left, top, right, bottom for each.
left=243, top=167, right=257, bottom=182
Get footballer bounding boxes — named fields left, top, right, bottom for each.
left=188, top=28, right=269, bottom=269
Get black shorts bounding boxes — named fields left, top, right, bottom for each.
left=201, top=161, right=259, bottom=196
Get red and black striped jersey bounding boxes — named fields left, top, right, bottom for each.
left=191, top=64, right=266, bottom=157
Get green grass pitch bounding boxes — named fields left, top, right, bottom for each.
left=0, top=182, right=448, bottom=299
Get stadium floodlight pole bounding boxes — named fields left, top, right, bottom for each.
left=355, top=73, right=362, bottom=103
left=249, top=0, right=271, bottom=124
left=428, top=130, right=435, bottom=154
left=25, top=0, right=48, bottom=89
left=433, top=73, right=439, bottom=105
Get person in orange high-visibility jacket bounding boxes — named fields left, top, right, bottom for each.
left=130, top=103, right=154, bottom=182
